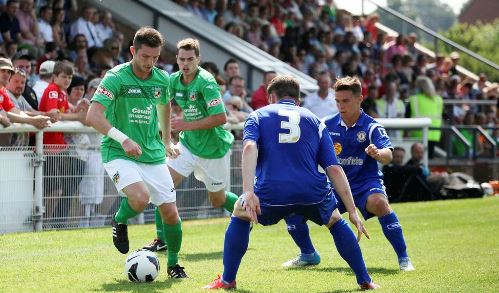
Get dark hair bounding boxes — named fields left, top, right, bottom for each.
left=264, top=70, right=276, bottom=78
left=393, top=146, right=405, bottom=153
left=13, top=54, right=32, bottom=62
left=68, top=75, right=86, bottom=94
left=201, top=61, right=219, bottom=76
left=176, top=38, right=200, bottom=56
left=333, top=76, right=362, bottom=96
left=228, top=75, right=243, bottom=85
left=45, top=41, right=57, bottom=52
left=53, top=61, right=74, bottom=76
left=224, top=58, right=238, bottom=71
left=266, top=75, right=300, bottom=101
left=133, top=26, right=164, bottom=50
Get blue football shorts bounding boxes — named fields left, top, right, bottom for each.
left=336, top=179, right=387, bottom=220
left=256, top=189, right=338, bottom=226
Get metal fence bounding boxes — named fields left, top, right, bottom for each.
left=0, top=140, right=243, bottom=234
left=0, top=119, right=429, bottom=234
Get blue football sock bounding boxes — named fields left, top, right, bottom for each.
left=378, top=212, right=408, bottom=259
left=330, top=219, right=371, bottom=285
left=284, top=214, right=316, bottom=255
left=222, top=216, right=250, bottom=283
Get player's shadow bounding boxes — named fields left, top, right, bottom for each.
left=305, top=266, right=399, bottom=275
left=183, top=248, right=255, bottom=262
left=183, top=251, right=223, bottom=261
left=98, top=279, right=174, bottom=292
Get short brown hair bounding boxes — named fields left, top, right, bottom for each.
left=133, top=26, right=165, bottom=50
left=176, top=38, right=200, bottom=56
left=266, top=75, right=300, bottom=101
left=333, top=76, right=362, bottom=96
left=53, top=61, right=74, bottom=76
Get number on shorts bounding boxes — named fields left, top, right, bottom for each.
left=278, top=109, right=301, bottom=143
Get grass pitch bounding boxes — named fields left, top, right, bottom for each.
left=1, top=197, right=498, bottom=292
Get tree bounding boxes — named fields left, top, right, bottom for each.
left=379, top=0, right=456, bottom=37
left=441, top=19, right=499, bottom=82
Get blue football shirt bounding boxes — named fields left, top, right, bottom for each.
left=323, top=111, right=393, bottom=191
left=243, top=99, right=339, bottom=206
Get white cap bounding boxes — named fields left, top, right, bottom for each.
left=39, top=60, right=55, bottom=75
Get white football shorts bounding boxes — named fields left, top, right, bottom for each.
left=167, top=142, right=230, bottom=192
left=103, top=159, right=176, bottom=205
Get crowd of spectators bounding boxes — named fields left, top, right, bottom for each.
left=177, top=0, right=498, bottom=156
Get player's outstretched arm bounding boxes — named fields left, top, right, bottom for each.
left=326, top=165, right=370, bottom=241
left=86, top=102, right=142, bottom=159
left=241, top=139, right=261, bottom=223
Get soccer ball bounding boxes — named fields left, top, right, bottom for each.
left=125, top=249, right=160, bottom=282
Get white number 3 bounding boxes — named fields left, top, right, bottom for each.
left=278, top=109, right=301, bottom=143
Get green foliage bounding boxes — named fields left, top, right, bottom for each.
left=0, top=198, right=498, bottom=292
left=440, top=19, right=499, bottom=82
left=379, top=0, right=456, bottom=36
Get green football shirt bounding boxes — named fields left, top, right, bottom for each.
left=92, top=62, right=171, bottom=164
left=170, top=67, right=234, bottom=158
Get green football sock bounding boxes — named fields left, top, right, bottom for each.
left=154, top=207, right=165, bottom=242
left=114, top=197, right=139, bottom=224
left=222, top=191, right=239, bottom=213
left=164, top=218, right=182, bottom=267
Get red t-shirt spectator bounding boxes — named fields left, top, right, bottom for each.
left=39, top=83, right=69, bottom=146
left=251, top=85, right=269, bottom=110
left=0, top=87, right=15, bottom=112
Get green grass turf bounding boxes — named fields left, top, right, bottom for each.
left=0, top=197, right=498, bottom=292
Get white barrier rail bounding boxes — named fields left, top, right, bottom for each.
left=0, top=118, right=430, bottom=233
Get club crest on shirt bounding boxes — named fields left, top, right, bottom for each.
left=112, top=171, right=120, bottom=185
left=189, top=92, right=197, bottom=101
left=334, top=142, right=342, bottom=155
left=357, top=131, right=366, bottom=142
left=153, top=87, right=162, bottom=98
left=49, top=91, right=58, bottom=99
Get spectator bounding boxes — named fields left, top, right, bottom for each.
left=376, top=80, right=405, bottom=138
left=406, top=142, right=429, bottom=177
left=1, top=66, right=51, bottom=146
left=16, top=0, right=40, bottom=46
left=12, top=54, right=38, bottom=109
left=225, top=95, right=249, bottom=124
left=223, top=75, right=252, bottom=112
left=4, top=41, right=18, bottom=59
left=361, top=84, right=379, bottom=118
left=452, top=110, right=481, bottom=157
left=302, top=72, right=337, bottom=119
left=406, top=76, right=443, bottom=159
left=68, top=33, right=88, bottom=61
left=84, top=77, right=101, bottom=100
left=69, top=5, right=101, bottom=48
left=51, top=7, right=67, bottom=50
left=364, top=14, right=379, bottom=41
left=95, top=11, right=114, bottom=46
left=201, top=0, right=217, bottom=23
left=38, top=5, right=53, bottom=44
left=384, top=34, right=407, bottom=69
left=35, top=41, right=58, bottom=73
left=38, top=61, right=86, bottom=222
left=250, top=70, right=276, bottom=110
left=449, top=51, right=460, bottom=76
left=0, top=0, right=23, bottom=44
left=33, top=60, right=54, bottom=102
left=223, top=58, right=239, bottom=83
